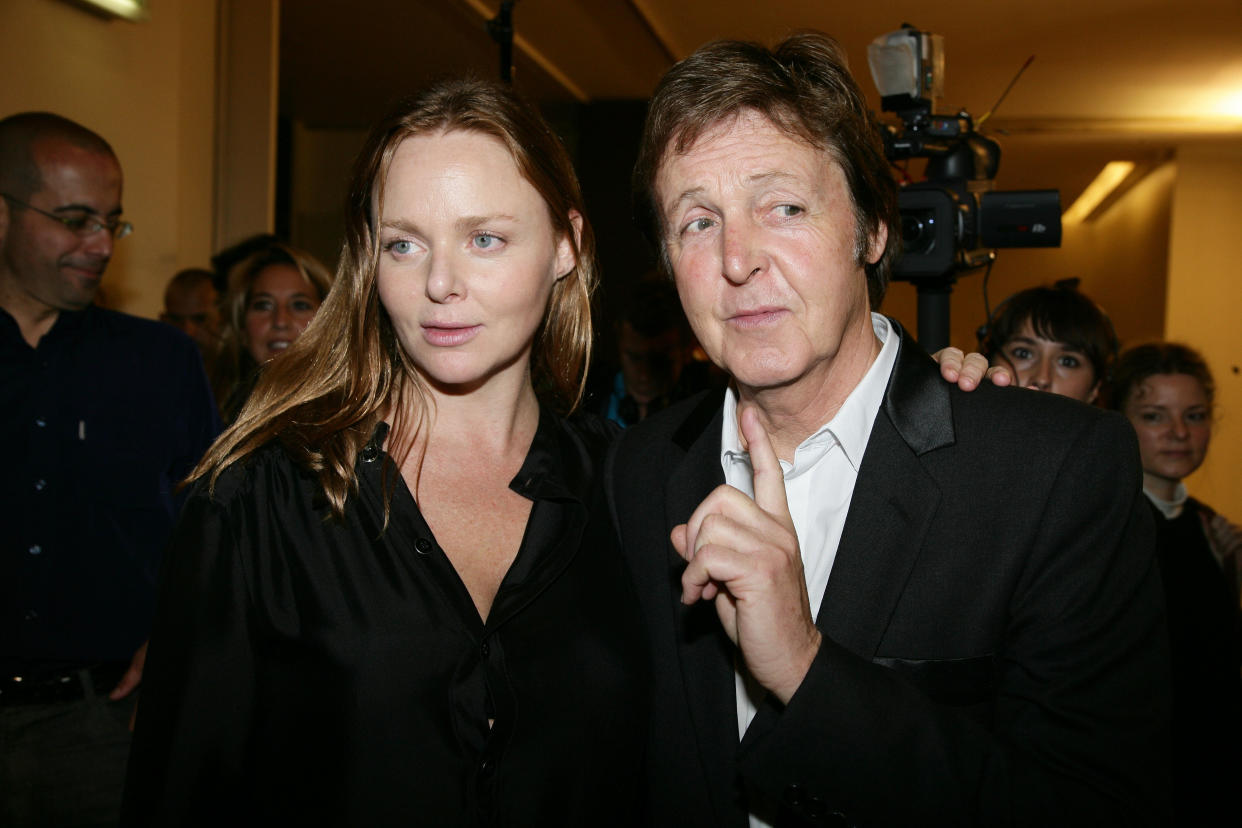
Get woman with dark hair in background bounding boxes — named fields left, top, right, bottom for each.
left=1110, top=341, right=1242, bottom=825
left=980, top=282, right=1116, bottom=404
left=121, top=79, right=646, bottom=826
left=212, top=241, right=334, bottom=422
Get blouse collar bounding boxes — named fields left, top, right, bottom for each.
left=1143, top=482, right=1188, bottom=520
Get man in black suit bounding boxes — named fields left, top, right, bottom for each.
left=607, top=33, right=1170, bottom=827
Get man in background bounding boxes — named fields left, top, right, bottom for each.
left=159, top=266, right=221, bottom=371
left=590, top=276, right=724, bottom=427
left=0, top=111, right=219, bottom=827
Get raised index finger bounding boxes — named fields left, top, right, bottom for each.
left=739, top=404, right=792, bottom=525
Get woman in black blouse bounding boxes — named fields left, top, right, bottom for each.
left=122, top=80, right=647, bottom=826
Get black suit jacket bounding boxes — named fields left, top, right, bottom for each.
left=606, top=321, right=1170, bottom=827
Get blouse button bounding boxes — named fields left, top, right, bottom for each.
left=414, top=537, right=432, bottom=555
left=360, top=443, right=379, bottom=463
left=480, top=641, right=490, bottom=658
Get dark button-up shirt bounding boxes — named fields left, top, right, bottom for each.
left=123, top=411, right=648, bottom=827
left=0, top=305, right=220, bottom=674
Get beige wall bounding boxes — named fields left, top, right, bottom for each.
left=0, top=0, right=220, bottom=318
left=1054, top=161, right=1175, bottom=349
left=214, top=0, right=280, bottom=256
left=1166, top=141, right=1242, bottom=522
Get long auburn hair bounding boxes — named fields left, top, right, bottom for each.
left=189, top=78, right=598, bottom=517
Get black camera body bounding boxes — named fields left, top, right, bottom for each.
left=871, top=29, right=1061, bottom=284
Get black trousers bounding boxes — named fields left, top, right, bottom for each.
left=1, top=668, right=133, bottom=828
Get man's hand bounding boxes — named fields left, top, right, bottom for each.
left=671, top=405, right=821, bottom=704
left=110, top=641, right=147, bottom=730
left=110, top=641, right=147, bottom=701
left=934, top=347, right=1012, bottom=390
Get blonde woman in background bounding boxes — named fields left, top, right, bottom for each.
left=212, top=241, right=333, bottom=423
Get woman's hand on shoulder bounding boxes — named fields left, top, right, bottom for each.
left=933, top=347, right=1012, bottom=391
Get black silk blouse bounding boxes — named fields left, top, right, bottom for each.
left=122, top=412, right=648, bottom=827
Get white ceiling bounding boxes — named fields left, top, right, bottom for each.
left=280, top=0, right=1242, bottom=205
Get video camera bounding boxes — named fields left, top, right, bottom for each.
left=868, top=25, right=1061, bottom=284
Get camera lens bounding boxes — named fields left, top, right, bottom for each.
left=901, top=210, right=936, bottom=253
left=893, top=188, right=956, bottom=279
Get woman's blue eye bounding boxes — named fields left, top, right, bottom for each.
left=473, top=234, right=499, bottom=249
left=391, top=240, right=413, bottom=254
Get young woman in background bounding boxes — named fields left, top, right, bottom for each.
left=1111, top=342, right=1241, bottom=825
left=980, top=283, right=1115, bottom=404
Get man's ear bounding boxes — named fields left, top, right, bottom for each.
left=554, top=209, right=584, bottom=281
left=865, top=220, right=888, bottom=266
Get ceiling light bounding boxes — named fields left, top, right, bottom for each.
left=1217, top=88, right=1242, bottom=118
left=1062, top=161, right=1135, bottom=224
left=64, top=0, right=148, bottom=21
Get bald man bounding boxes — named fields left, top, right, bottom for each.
left=0, top=112, right=219, bottom=827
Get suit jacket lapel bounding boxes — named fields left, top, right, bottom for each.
left=817, top=410, right=941, bottom=655
left=666, top=395, right=744, bottom=819
left=821, top=320, right=952, bottom=656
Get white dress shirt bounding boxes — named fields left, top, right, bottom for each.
left=719, top=313, right=898, bottom=828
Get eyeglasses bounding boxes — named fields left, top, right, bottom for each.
left=1, top=192, right=133, bottom=240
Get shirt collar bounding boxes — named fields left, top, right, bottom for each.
left=506, top=407, right=585, bottom=502
left=0, top=304, right=93, bottom=351
left=1144, top=482, right=1188, bottom=520
left=0, top=306, right=21, bottom=347
left=721, top=312, right=897, bottom=477
left=368, top=405, right=588, bottom=504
